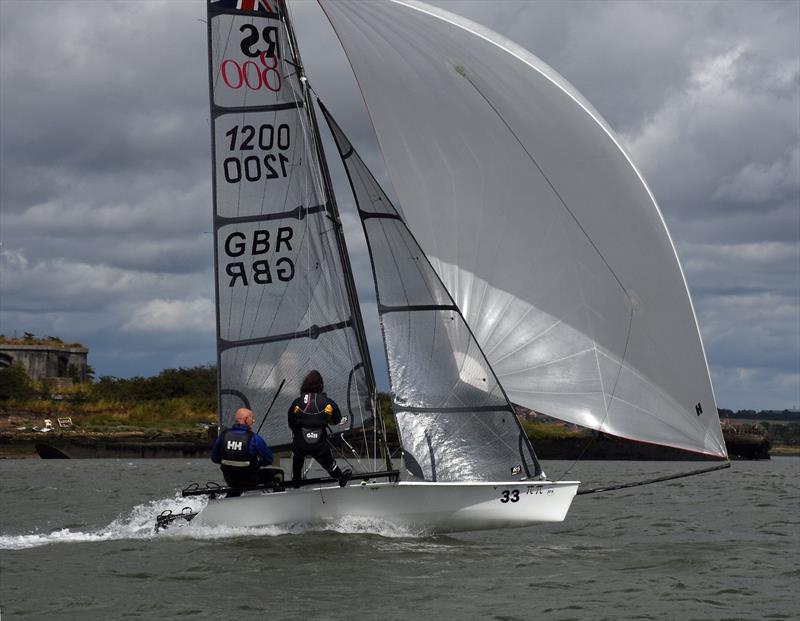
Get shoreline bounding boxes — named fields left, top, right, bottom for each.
left=1, top=431, right=792, bottom=460
left=0, top=431, right=213, bottom=459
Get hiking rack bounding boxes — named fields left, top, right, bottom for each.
left=181, top=469, right=400, bottom=498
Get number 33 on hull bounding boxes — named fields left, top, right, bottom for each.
left=194, top=481, right=580, bottom=534
left=178, top=0, right=729, bottom=535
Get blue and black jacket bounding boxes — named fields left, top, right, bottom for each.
left=211, top=423, right=273, bottom=470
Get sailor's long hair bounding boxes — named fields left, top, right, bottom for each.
left=300, top=370, right=323, bottom=394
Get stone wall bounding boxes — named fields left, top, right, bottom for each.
left=0, top=345, right=89, bottom=383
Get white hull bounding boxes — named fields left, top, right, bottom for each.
left=193, top=480, right=580, bottom=534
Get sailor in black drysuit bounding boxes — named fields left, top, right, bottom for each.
left=288, top=370, right=352, bottom=488
left=211, top=407, right=275, bottom=494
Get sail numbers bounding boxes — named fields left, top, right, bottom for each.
left=224, top=227, right=295, bottom=287
left=220, top=52, right=282, bottom=92
left=219, top=22, right=283, bottom=93
left=223, top=154, right=289, bottom=183
left=223, top=123, right=291, bottom=183
left=500, top=489, right=519, bottom=503
left=226, top=123, right=289, bottom=151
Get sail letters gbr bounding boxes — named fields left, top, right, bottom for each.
left=223, top=227, right=294, bottom=286
left=211, top=0, right=298, bottom=288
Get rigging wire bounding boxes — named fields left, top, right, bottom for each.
left=282, top=2, right=375, bottom=468
left=576, top=462, right=731, bottom=496
left=211, top=3, right=372, bottom=451
left=323, top=104, right=540, bottom=479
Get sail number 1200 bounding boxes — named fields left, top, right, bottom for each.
left=223, top=123, right=291, bottom=184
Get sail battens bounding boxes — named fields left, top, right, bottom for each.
left=215, top=203, right=326, bottom=225
left=321, top=101, right=541, bottom=481
left=218, top=319, right=353, bottom=351
left=207, top=0, right=374, bottom=448
left=393, top=404, right=513, bottom=414
left=211, top=101, right=303, bottom=117
left=359, top=211, right=404, bottom=222
left=378, top=303, right=459, bottom=314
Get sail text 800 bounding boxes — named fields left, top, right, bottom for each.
left=169, top=0, right=729, bottom=534
left=207, top=0, right=375, bottom=454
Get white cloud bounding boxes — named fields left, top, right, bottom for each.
left=0, top=249, right=211, bottom=313
left=711, top=365, right=799, bottom=410
left=0, top=0, right=797, bottom=412
left=122, top=298, right=215, bottom=333
left=622, top=44, right=799, bottom=211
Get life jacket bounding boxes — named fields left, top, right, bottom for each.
left=293, top=393, right=333, bottom=447
left=219, top=427, right=256, bottom=469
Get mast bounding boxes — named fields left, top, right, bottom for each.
left=204, top=0, right=377, bottom=453
left=279, top=0, right=376, bottom=397
left=205, top=1, right=224, bottom=424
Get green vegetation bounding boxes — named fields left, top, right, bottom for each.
left=7, top=361, right=792, bottom=447
left=519, top=418, right=590, bottom=441
left=376, top=392, right=397, bottom=436
left=759, top=422, right=800, bottom=447
left=91, top=366, right=216, bottom=403
left=719, top=408, right=800, bottom=448
left=0, top=364, right=37, bottom=401
left=0, top=332, right=85, bottom=349
left=1, top=365, right=217, bottom=433
left=719, top=408, right=800, bottom=422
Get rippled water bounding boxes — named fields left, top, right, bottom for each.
left=1, top=458, right=797, bottom=620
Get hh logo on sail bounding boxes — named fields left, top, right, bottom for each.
left=224, top=227, right=295, bottom=286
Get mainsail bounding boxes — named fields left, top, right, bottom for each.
left=321, top=104, right=541, bottom=482
left=206, top=0, right=373, bottom=448
left=319, top=0, right=727, bottom=458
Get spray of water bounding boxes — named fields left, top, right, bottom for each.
left=0, top=495, right=424, bottom=549
left=0, top=492, right=207, bottom=550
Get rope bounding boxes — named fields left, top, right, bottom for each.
left=576, top=461, right=730, bottom=496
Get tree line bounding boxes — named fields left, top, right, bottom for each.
left=717, top=408, right=799, bottom=422
left=0, top=364, right=216, bottom=403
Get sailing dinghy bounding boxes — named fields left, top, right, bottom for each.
left=158, top=0, right=727, bottom=534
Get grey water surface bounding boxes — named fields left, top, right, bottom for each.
left=0, top=458, right=797, bottom=621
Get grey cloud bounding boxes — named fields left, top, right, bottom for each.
left=667, top=201, right=798, bottom=245
left=0, top=0, right=796, bottom=411
left=0, top=250, right=213, bottom=314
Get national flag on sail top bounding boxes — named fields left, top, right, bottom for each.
left=212, top=0, right=277, bottom=13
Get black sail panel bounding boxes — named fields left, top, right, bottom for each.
left=207, top=0, right=372, bottom=448
left=321, top=103, right=541, bottom=481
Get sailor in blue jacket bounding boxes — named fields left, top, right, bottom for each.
left=212, top=408, right=274, bottom=491
left=288, top=370, right=352, bottom=488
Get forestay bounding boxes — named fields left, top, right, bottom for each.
left=321, top=104, right=541, bottom=482
left=319, top=0, right=726, bottom=458
left=207, top=0, right=373, bottom=448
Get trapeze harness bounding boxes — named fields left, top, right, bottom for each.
left=293, top=393, right=336, bottom=448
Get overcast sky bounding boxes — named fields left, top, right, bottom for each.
left=1, top=0, right=797, bottom=411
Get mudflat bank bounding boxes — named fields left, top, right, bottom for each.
left=1, top=408, right=781, bottom=461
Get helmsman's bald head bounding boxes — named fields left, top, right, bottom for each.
left=235, top=408, right=255, bottom=426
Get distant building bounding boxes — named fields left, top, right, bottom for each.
left=0, top=339, right=89, bottom=388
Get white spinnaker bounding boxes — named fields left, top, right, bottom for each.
left=318, top=0, right=726, bottom=457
